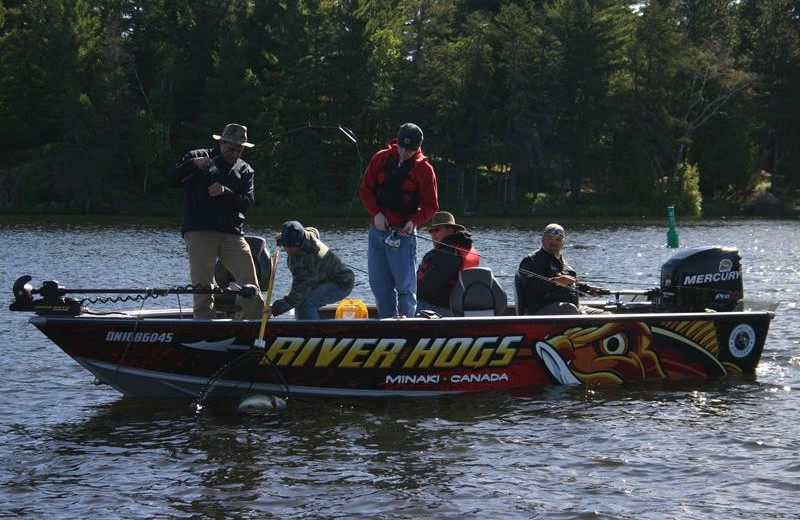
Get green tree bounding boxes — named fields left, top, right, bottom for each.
left=737, top=0, right=800, bottom=191
left=429, top=10, right=496, bottom=211
left=493, top=2, right=549, bottom=205
left=547, top=0, right=635, bottom=197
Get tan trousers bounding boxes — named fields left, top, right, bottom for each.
left=184, top=231, right=266, bottom=319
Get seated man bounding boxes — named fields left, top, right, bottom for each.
left=518, top=223, right=605, bottom=315
left=416, top=211, right=480, bottom=316
left=269, top=221, right=355, bottom=320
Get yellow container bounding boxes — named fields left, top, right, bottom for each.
left=335, top=299, right=369, bottom=319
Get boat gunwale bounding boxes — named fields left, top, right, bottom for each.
left=29, top=309, right=776, bottom=327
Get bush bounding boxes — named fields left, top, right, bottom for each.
left=655, top=162, right=703, bottom=217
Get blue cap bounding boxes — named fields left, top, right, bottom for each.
left=278, top=221, right=305, bottom=247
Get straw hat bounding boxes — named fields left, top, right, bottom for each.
left=426, top=211, right=465, bottom=232
left=212, top=123, right=255, bottom=148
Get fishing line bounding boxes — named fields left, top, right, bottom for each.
left=194, top=252, right=290, bottom=412
left=113, top=292, right=156, bottom=380
left=270, top=122, right=365, bottom=228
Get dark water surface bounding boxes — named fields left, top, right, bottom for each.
left=1, top=216, right=798, bottom=519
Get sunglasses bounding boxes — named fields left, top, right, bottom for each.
left=544, top=229, right=565, bottom=236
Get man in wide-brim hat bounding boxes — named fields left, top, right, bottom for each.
left=165, top=123, right=265, bottom=319
left=416, top=211, right=480, bottom=316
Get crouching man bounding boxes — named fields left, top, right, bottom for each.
left=269, top=221, right=355, bottom=320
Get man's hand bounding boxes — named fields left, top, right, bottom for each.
left=374, top=212, right=389, bottom=231
left=399, top=220, right=415, bottom=236
left=553, top=274, right=576, bottom=286
left=576, top=282, right=608, bottom=296
left=208, top=182, right=227, bottom=197
left=585, top=284, right=608, bottom=296
left=192, top=157, right=215, bottom=170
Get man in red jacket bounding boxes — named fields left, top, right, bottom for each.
left=359, top=123, right=439, bottom=318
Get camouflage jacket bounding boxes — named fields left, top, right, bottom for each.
left=271, top=227, right=355, bottom=316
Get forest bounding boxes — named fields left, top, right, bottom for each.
left=0, top=0, right=798, bottom=217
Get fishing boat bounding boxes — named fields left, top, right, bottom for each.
left=9, top=244, right=775, bottom=399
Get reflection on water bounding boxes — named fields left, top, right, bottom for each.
left=2, top=217, right=800, bottom=518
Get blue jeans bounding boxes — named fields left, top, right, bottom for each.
left=368, top=225, right=417, bottom=318
left=295, top=282, right=351, bottom=320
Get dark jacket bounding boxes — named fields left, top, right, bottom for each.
left=165, top=146, right=255, bottom=236
left=417, top=231, right=479, bottom=308
left=271, top=228, right=356, bottom=316
left=519, top=248, right=579, bottom=312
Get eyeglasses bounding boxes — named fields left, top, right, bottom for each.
left=544, top=229, right=564, bottom=237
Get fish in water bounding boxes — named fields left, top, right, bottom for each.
left=237, top=394, right=287, bottom=412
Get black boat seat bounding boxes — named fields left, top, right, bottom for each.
left=213, top=236, right=272, bottom=314
left=450, top=267, right=507, bottom=317
left=514, top=272, right=531, bottom=315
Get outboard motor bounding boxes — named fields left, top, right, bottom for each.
left=657, top=246, right=743, bottom=312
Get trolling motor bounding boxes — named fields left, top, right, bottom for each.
left=10, top=275, right=260, bottom=316
left=11, top=276, right=85, bottom=315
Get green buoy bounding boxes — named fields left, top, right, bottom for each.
left=667, top=205, right=679, bottom=248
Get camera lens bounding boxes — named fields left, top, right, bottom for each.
left=384, top=231, right=401, bottom=249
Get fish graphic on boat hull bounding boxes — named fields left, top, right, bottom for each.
left=534, top=321, right=728, bottom=385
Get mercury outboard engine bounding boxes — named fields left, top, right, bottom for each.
left=657, top=246, right=743, bottom=312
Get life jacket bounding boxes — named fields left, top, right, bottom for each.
left=457, top=245, right=481, bottom=271
left=438, top=244, right=481, bottom=304
left=417, top=241, right=481, bottom=306
left=448, top=245, right=480, bottom=291
left=376, top=155, right=420, bottom=216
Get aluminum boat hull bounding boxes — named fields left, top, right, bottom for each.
left=30, top=310, right=773, bottom=398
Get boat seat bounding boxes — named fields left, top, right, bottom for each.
left=213, top=236, right=272, bottom=315
left=450, top=267, right=507, bottom=317
left=514, top=272, right=531, bottom=315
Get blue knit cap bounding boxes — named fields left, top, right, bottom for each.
left=278, top=221, right=305, bottom=247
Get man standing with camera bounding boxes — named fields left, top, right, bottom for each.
left=165, top=123, right=265, bottom=319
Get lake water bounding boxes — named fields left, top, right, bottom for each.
left=1, top=216, right=798, bottom=519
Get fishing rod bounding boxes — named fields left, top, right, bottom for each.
left=413, top=231, right=746, bottom=303
left=412, top=232, right=613, bottom=299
